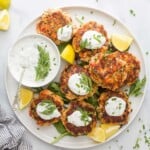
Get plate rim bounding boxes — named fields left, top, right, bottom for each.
left=5, top=6, right=148, bottom=149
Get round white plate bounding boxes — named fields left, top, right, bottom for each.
left=8, top=34, right=60, bottom=87
left=5, top=6, right=147, bottom=149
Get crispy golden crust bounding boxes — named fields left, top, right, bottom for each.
left=60, top=64, right=98, bottom=100
left=88, top=51, right=140, bottom=91
left=29, top=90, right=64, bottom=126
left=72, top=21, right=109, bottom=62
left=98, top=91, right=131, bottom=125
left=36, top=9, right=72, bottom=45
left=61, top=101, right=97, bottom=136
left=78, top=46, right=108, bottom=63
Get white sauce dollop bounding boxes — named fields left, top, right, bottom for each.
left=81, top=30, right=106, bottom=49
left=36, top=102, right=60, bottom=120
left=105, top=97, right=126, bottom=117
left=68, top=73, right=89, bottom=95
left=67, top=110, right=92, bottom=127
left=57, top=25, right=72, bottom=42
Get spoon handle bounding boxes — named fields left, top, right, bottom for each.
left=12, top=67, right=25, bottom=111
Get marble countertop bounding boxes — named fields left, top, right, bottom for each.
left=0, top=0, right=150, bottom=149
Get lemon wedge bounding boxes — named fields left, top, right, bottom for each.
left=0, top=9, right=10, bottom=31
left=19, top=87, right=33, bottom=110
left=0, top=0, right=11, bottom=9
left=88, top=127, right=106, bottom=142
left=61, top=44, right=75, bottom=64
left=111, top=34, right=133, bottom=51
left=101, top=124, right=120, bottom=139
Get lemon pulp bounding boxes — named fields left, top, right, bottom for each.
left=19, top=87, right=33, bottom=110
left=111, top=34, right=133, bottom=51
left=61, top=44, right=75, bottom=64
left=101, top=123, right=120, bottom=139
left=88, top=127, right=106, bottom=142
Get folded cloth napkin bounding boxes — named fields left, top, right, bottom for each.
left=0, top=105, right=32, bottom=150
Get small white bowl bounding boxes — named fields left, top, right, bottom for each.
left=8, top=34, right=61, bottom=87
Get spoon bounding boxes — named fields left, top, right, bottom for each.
left=12, top=66, right=26, bottom=111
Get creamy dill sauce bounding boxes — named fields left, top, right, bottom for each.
left=81, top=30, right=106, bottom=49
left=57, top=25, right=73, bottom=42
left=67, top=110, right=92, bottom=126
left=105, top=97, right=126, bottom=116
left=36, top=102, right=60, bottom=120
left=68, top=73, right=89, bottom=95
left=8, top=35, right=60, bottom=87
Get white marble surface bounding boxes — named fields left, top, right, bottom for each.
left=0, top=0, right=150, bottom=149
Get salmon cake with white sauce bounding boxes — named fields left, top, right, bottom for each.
left=60, top=64, right=98, bottom=101
left=88, top=51, right=140, bottom=91
left=72, top=21, right=109, bottom=62
left=61, top=100, right=97, bottom=136
left=98, top=90, right=131, bottom=125
left=37, top=9, right=73, bottom=45
left=29, top=90, right=64, bottom=126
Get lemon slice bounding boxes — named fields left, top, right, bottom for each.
left=19, top=87, right=33, bottom=110
left=61, top=44, right=75, bottom=64
left=101, top=124, right=120, bottom=139
left=111, top=34, right=133, bottom=51
left=88, top=127, right=106, bottom=142
left=0, top=9, right=10, bottom=31
left=0, top=0, right=11, bottom=9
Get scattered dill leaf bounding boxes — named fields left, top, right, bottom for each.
left=145, top=51, right=149, bottom=55
left=75, top=16, right=84, bottom=25
left=133, top=138, right=141, bottom=149
left=129, top=9, right=136, bottom=16
left=112, top=19, right=117, bottom=26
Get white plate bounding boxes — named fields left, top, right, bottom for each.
left=5, top=6, right=147, bottom=149
left=8, top=34, right=61, bottom=87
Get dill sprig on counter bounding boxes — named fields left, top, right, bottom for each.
left=35, top=45, right=50, bottom=81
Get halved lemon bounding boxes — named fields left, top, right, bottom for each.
left=87, top=127, right=106, bottom=142
left=19, top=87, right=33, bottom=110
left=61, top=44, right=75, bottom=64
left=0, top=9, right=10, bottom=31
left=101, top=124, right=120, bottom=139
left=111, top=34, right=133, bottom=51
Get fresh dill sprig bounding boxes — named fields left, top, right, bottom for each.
left=35, top=45, right=50, bottom=81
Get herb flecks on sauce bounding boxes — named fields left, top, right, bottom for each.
left=40, top=100, right=56, bottom=115
left=78, top=108, right=92, bottom=126
left=35, top=45, right=50, bottom=81
left=79, top=73, right=93, bottom=93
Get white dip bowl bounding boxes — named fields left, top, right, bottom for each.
left=8, top=34, right=61, bottom=87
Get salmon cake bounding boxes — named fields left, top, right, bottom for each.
left=88, top=51, right=140, bottom=91
left=36, top=9, right=72, bottom=45
left=72, top=21, right=109, bottom=62
left=60, top=64, right=98, bottom=101
left=29, top=89, right=64, bottom=126
left=61, top=101, right=97, bottom=136
left=98, top=90, right=131, bottom=125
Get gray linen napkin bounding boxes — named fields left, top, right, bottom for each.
left=0, top=106, right=32, bottom=150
